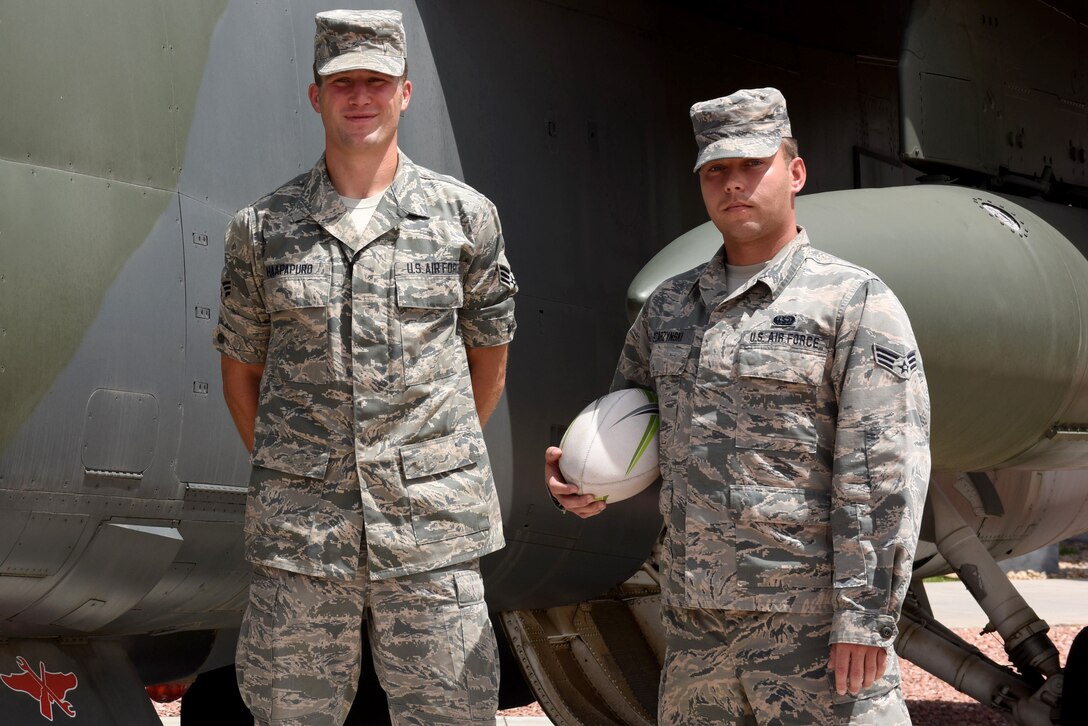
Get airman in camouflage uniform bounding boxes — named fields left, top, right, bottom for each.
left=215, top=10, right=516, bottom=725
left=547, top=88, right=930, bottom=724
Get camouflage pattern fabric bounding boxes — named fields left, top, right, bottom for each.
left=314, top=9, right=407, bottom=77
left=214, top=152, right=517, bottom=582
left=658, top=605, right=910, bottom=725
left=369, top=560, right=498, bottom=724
left=612, top=228, right=930, bottom=648
left=236, top=559, right=499, bottom=726
left=690, top=87, right=791, bottom=171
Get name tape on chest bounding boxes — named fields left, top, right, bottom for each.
left=651, top=329, right=695, bottom=345
left=265, top=263, right=323, bottom=278
left=873, top=343, right=918, bottom=379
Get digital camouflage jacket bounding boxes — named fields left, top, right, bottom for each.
left=613, top=228, right=930, bottom=647
left=215, top=153, right=516, bottom=581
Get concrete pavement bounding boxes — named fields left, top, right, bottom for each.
left=925, top=578, right=1088, bottom=629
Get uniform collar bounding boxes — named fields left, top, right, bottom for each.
left=695, top=226, right=810, bottom=309
left=754, top=227, right=810, bottom=298
left=382, top=152, right=432, bottom=219
left=294, top=151, right=431, bottom=254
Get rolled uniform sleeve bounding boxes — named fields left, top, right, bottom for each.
left=213, top=208, right=269, bottom=364
left=458, top=199, right=517, bottom=348
left=829, top=279, right=931, bottom=647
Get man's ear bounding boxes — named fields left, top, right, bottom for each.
left=308, top=83, right=321, bottom=113
left=789, top=156, right=807, bottom=194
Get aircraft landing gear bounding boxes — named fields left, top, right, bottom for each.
left=895, top=484, right=1066, bottom=724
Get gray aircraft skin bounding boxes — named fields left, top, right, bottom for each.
left=2, top=0, right=1087, bottom=723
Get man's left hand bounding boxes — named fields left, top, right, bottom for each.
left=829, top=642, right=887, bottom=695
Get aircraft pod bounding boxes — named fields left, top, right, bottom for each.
left=630, top=185, right=1088, bottom=474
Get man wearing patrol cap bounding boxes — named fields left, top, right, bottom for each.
left=216, top=9, right=516, bottom=725
left=548, top=87, right=930, bottom=724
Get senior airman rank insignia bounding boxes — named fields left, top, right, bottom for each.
left=499, top=266, right=517, bottom=289
left=873, top=343, right=918, bottom=379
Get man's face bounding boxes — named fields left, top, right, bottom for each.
left=697, top=147, right=806, bottom=249
left=308, top=69, right=412, bottom=154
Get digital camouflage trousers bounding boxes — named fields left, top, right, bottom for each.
left=659, top=604, right=910, bottom=725
left=236, top=558, right=498, bottom=725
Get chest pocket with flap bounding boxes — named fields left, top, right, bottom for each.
left=648, top=340, right=694, bottom=451
left=263, top=274, right=333, bottom=384
left=395, top=273, right=464, bottom=386
left=734, top=344, right=824, bottom=453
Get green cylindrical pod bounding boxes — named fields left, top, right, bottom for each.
left=628, top=185, right=1088, bottom=472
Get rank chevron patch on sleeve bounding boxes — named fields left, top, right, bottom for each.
left=872, top=343, right=918, bottom=379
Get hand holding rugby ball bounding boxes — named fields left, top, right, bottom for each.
left=558, top=388, right=661, bottom=503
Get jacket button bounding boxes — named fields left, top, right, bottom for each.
left=879, top=626, right=894, bottom=639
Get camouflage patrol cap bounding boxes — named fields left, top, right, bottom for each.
left=314, top=9, right=406, bottom=77
left=690, top=87, right=791, bottom=171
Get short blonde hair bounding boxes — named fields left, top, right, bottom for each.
left=781, top=137, right=799, bottom=160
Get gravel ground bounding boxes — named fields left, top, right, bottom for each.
left=153, top=699, right=181, bottom=718
left=153, top=541, right=1088, bottom=722
left=1005, top=539, right=1088, bottom=581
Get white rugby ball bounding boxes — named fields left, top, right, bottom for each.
left=558, top=388, right=661, bottom=503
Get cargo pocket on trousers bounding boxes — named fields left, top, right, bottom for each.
left=236, top=568, right=279, bottom=722
left=400, top=432, right=489, bottom=544
left=449, top=568, right=499, bottom=720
